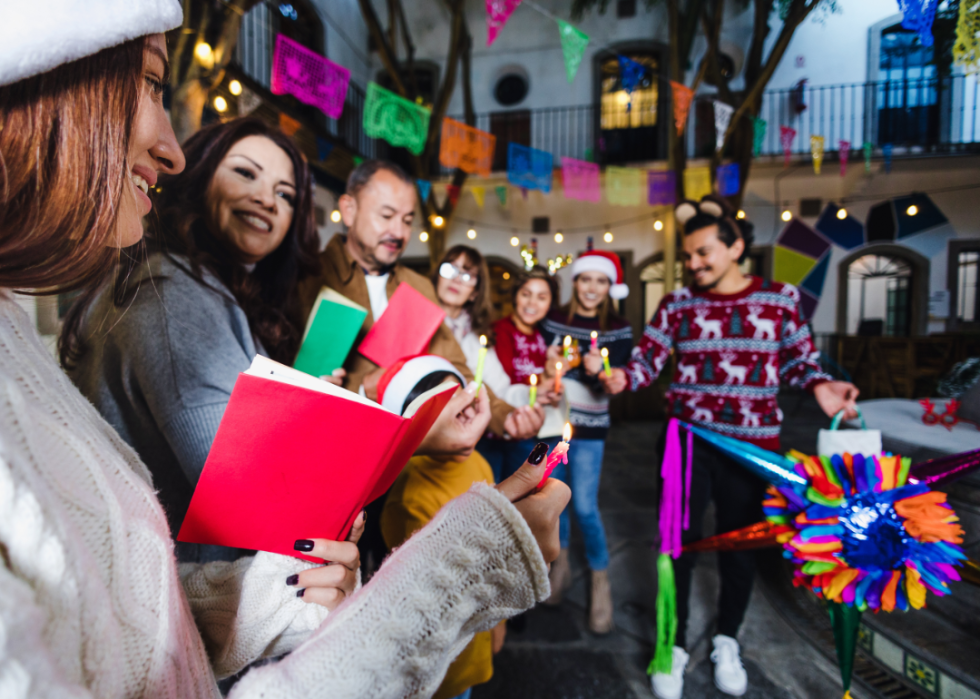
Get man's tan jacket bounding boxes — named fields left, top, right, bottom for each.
left=299, top=234, right=512, bottom=436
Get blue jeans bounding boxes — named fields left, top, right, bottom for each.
left=477, top=436, right=561, bottom=483
left=449, top=689, right=472, bottom=699
left=550, top=437, right=610, bottom=571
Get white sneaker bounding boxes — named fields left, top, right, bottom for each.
left=650, top=646, right=689, bottom=699
left=711, top=634, right=748, bottom=696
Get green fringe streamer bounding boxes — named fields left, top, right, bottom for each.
left=897, top=456, right=912, bottom=487
left=648, top=552, right=677, bottom=675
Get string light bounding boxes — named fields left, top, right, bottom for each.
left=781, top=210, right=792, bottom=222
left=228, top=79, right=242, bottom=96
left=330, top=208, right=342, bottom=223
left=195, top=42, right=213, bottom=62
left=502, top=272, right=511, bottom=280
left=213, top=96, right=227, bottom=112
left=603, top=231, right=613, bottom=243
left=653, top=220, right=664, bottom=231
left=419, top=231, right=429, bottom=242
left=510, top=236, right=519, bottom=247
left=432, top=215, right=445, bottom=227
left=554, top=231, right=563, bottom=242
left=907, top=204, right=918, bottom=216
left=837, top=208, right=848, bottom=220
left=736, top=210, right=746, bottom=220
left=467, top=228, right=477, bottom=239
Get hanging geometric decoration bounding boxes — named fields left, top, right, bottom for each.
left=648, top=170, right=677, bottom=206
left=561, top=156, right=601, bottom=202
left=753, top=117, right=767, bottom=157
left=839, top=140, right=851, bottom=177
left=486, top=0, right=522, bottom=46
left=671, top=81, right=694, bottom=135
left=278, top=112, right=301, bottom=136
left=557, top=20, right=589, bottom=83
left=619, top=56, right=646, bottom=112
left=683, top=166, right=713, bottom=201
left=953, top=0, right=980, bottom=73
left=810, top=135, right=825, bottom=175
left=898, top=0, right=941, bottom=47
left=713, top=101, right=735, bottom=152
left=816, top=204, right=865, bottom=250
left=863, top=142, right=874, bottom=172
left=496, top=185, right=508, bottom=206
left=717, top=163, right=740, bottom=197
left=417, top=179, right=432, bottom=203
left=439, top=117, right=496, bottom=177
left=507, top=143, right=553, bottom=192
left=471, top=186, right=485, bottom=208
left=606, top=166, right=645, bottom=206
left=363, top=82, right=430, bottom=155
left=780, top=126, right=797, bottom=167
left=271, top=34, right=351, bottom=119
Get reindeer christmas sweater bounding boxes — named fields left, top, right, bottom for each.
left=626, top=277, right=831, bottom=450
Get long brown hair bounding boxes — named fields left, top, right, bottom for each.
left=565, top=275, right=615, bottom=332
left=0, top=38, right=145, bottom=292
left=511, top=265, right=559, bottom=316
left=60, top=118, right=320, bottom=367
left=430, top=244, right=493, bottom=336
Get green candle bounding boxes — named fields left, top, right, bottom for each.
left=529, top=373, right=538, bottom=407
left=601, top=347, right=612, bottom=377
left=473, top=334, right=488, bottom=393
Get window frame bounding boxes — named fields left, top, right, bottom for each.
left=947, top=239, right=980, bottom=332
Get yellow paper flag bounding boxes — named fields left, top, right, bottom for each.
left=471, top=186, right=485, bottom=208
left=683, top=166, right=712, bottom=200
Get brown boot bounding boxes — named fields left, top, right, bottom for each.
left=544, top=548, right=571, bottom=606
left=588, top=569, right=614, bottom=635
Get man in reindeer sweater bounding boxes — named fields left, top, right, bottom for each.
left=602, top=195, right=859, bottom=699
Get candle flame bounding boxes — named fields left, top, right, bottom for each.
left=563, top=335, right=571, bottom=347
left=601, top=347, right=609, bottom=357
left=556, top=361, right=562, bottom=372
left=480, top=334, right=487, bottom=347
left=530, top=374, right=538, bottom=386
left=563, top=423, right=572, bottom=442
left=591, top=331, right=598, bottom=340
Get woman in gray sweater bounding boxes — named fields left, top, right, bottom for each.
left=65, top=117, right=323, bottom=562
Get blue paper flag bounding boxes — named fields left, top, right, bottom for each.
left=316, top=137, right=334, bottom=162
left=717, top=163, right=740, bottom=197
left=618, top=56, right=645, bottom=94
left=507, top=143, right=553, bottom=193
left=898, top=0, right=940, bottom=47
left=883, top=143, right=893, bottom=173
left=417, top=179, right=431, bottom=202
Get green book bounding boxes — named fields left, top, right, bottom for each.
left=293, top=287, right=368, bottom=377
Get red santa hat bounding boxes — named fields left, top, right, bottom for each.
left=376, top=355, right=464, bottom=415
left=570, top=250, right=629, bottom=300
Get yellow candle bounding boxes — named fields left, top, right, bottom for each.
left=601, top=347, right=611, bottom=376
left=473, top=335, right=488, bottom=393
left=554, top=361, right=563, bottom=394
left=590, top=330, right=598, bottom=352
left=563, top=335, right=572, bottom=360
left=529, top=373, right=538, bottom=407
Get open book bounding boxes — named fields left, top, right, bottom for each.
left=177, top=355, right=457, bottom=560
left=293, top=287, right=367, bottom=377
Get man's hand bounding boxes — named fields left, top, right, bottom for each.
left=415, top=383, right=491, bottom=458
left=598, top=367, right=629, bottom=395
left=319, top=368, right=347, bottom=387
left=504, top=405, right=546, bottom=440
left=582, top=347, right=603, bottom=376
left=496, top=442, right=571, bottom=564
left=813, top=381, right=860, bottom=421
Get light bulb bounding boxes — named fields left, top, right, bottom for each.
left=554, top=232, right=563, bottom=243
left=432, top=215, right=445, bottom=227
left=510, top=236, right=519, bottom=247
left=195, top=42, right=213, bottom=63
left=213, top=96, right=227, bottom=113
left=781, top=210, right=792, bottom=222
left=419, top=231, right=429, bottom=242
left=603, top=231, right=613, bottom=243
left=467, top=228, right=477, bottom=239
left=228, top=79, right=242, bottom=96
left=736, top=210, right=746, bottom=220
left=330, top=209, right=342, bottom=223
left=653, top=220, right=664, bottom=231
left=907, top=204, right=918, bottom=216
left=837, top=208, right=847, bottom=220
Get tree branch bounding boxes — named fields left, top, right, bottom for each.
left=358, top=0, right=407, bottom=94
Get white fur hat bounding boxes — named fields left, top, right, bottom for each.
left=570, top=250, right=629, bottom=300
left=0, top=0, right=183, bottom=87
left=377, top=355, right=465, bottom=416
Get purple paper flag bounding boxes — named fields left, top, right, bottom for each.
left=561, top=157, right=601, bottom=202
left=271, top=34, right=350, bottom=120
left=647, top=170, right=676, bottom=206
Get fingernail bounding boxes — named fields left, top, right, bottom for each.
left=528, top=441, right=549, bottom=465
left=361, top=509, right=368, bottom=524
left=294, top=539, right=314, bottom=552
left=296, top=588, right=305, bottom=598
left=286, top=574, right=299, bottom=586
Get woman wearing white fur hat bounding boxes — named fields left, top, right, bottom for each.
left=0, top=2, right=568, bottom=697
left=539, top=249, right=634, bottom=634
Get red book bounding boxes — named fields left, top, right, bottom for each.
left=358, top=282, right=446, bottom=367
left=177, top=355, right=456, bottom=561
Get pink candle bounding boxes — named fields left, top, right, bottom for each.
left=538, top=424, right=572, bottom=488
left=590, top=330, right=598, bottom=352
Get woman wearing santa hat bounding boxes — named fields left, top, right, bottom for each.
left=539, top=249, right=634, bottom=633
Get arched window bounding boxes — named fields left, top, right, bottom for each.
left=846, top=254, right=913, bottom=336
left=597, top=50, right=661, bottom=163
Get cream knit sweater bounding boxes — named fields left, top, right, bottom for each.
left=0, top=292, right=550, bottom=698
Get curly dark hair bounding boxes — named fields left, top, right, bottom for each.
left=680, top=193, right=755, bottom=264
left=60, top=117, right=321, bottom=367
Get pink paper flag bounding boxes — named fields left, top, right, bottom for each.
left=561, top=156, right=601, bottom=202
left=486, top=0, right=522, bottom=46
left=779, top=126, right=797, bottom=167
left=271, top=34, right=350, bottom=119
left=839, top=140, right=851, bottom=177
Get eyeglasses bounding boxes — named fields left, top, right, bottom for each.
left=439, top=262, right=479, bottom=286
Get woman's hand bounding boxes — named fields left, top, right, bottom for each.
left=289, top=510, right=365, bottom=610
left=319, top=368, right=347, bottom=387
left=495, top=442, right=571, bottom=564
left=582, top=347, right=603, bottom=376
left=599, top=367, right=629, bottom=395
left=544, top=346, right=561, bottom=377
left=537, top=377, right=560, bottom=406
left=504, top=405, right=546, bottom=440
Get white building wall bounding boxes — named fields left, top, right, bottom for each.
left=312, top=0, right=374, bottom=88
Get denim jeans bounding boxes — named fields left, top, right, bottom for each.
left=550, top=437, right=610, bottom=571
left=449, top=689, right=472, bottom=699
left=477, top=436, right=561, bottom=483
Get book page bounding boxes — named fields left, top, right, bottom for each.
left=246, top=355, right=386, bottom=412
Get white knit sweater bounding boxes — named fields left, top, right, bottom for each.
left=0, top=291, right=549, bottom=698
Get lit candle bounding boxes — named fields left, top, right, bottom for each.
left=538, top=423, right=572, bottom=488
left=590, top=330, right=598, bottom=352
left=529, top=373, right=538, bottom=407
left=554, top=361, right=562, bottom=394
left=601, top=347, right=612, bottom=377
left=473, top=335, right=488, bottom=394
left=563, top=335, right=572, bottom=361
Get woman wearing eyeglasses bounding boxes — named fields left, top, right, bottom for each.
left=430, top=245, right=494, bottom=374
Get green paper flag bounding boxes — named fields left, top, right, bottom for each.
left=753, top=117, right=767, bottom=157
left=863, top=142, right=873, bottom=172
left=495, top=185, right=507, bottom=206
left=557, top=20, right=589, bottom=83
left=363, top=81, right=430, bottom=155
left=828, top=601, right=861, bottom=695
